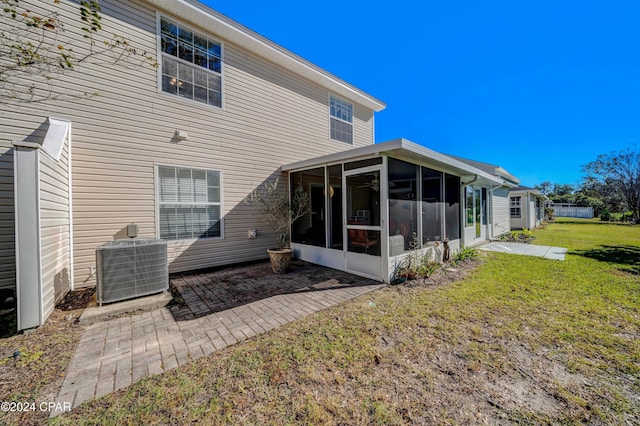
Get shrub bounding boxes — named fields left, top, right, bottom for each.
left=600, top=209, right=612, bottom=221
left=418, top=256, right=440, bottom=278
left=499, top=229, right=535, bottom=244
left=451, top=247, right=479, bottom=265
left=544, top=207, right=555, bottom=221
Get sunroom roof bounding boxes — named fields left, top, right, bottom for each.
left=282, top=139, right=508, bottom=186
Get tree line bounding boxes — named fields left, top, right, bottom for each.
left=536, top=146, right=640, bottom=222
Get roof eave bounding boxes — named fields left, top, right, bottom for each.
left=146, top=0, right=386, bottom=112
left=282, top=138, right=504, bottom=185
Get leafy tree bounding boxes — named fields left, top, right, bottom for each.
left=582, top=146, right=640, bottom=222
left=0, top=0, right=157, bottom=103
left=552, top=183, right=574, bottom=197
left=579, top=175, right=626, bottom=215
left=534, top=181, right=553, bottom=196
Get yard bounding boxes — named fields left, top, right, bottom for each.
left=4, top=219, right=640, bottom=424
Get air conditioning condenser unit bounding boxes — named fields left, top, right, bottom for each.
left=96, top=238, right=168, bottom=305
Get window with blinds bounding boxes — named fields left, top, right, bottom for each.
left=157, top=165, right=222, bottom=240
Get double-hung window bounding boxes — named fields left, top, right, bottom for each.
left=329, top=95, right=353, bottom=144
left=159, top=16, right=222, bottom=107
left=158, top=165, right=222, bottom=240
left=510, top=196, right=521, bottom=218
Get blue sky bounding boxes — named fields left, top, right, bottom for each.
left=204, top=1, right=640, bottom=187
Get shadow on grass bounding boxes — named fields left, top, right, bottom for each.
left=572, top=245, right=640, bottom=274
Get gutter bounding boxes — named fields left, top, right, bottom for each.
left=147, top=0, right=386, bottom=111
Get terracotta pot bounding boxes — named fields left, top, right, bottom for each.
left=267, top=248, right=293, bottom=274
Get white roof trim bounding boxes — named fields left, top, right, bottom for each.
left=146, top=0, right=385, bottom=112
left=282, top=138, right=504, bottom=185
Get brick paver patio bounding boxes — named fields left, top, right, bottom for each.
left=52, top=260, right=382, bottom=416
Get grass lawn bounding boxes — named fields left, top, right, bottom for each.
left=49, top=219, right=639, bottom=425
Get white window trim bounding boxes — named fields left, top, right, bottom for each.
left=510, top=196, right=522, bottom=219
left=328, top=93, right=354, bottom=144
left=155, top=12, right=225, bottom=110
left=154, top=162, right=225, bottom=242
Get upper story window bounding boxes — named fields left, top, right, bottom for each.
left=510, top=196, right=521, bottom=218
left=329, top=95, right=353, bottom=144
left=159, top=16, right=222, bottom=107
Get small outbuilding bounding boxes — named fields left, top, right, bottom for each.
left=509, top=186, right=547, bottom=230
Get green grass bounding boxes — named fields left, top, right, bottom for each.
left=50, top=219, right=640, bottom=425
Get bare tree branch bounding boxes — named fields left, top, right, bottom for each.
left=0, top=0, right=158, bottom=104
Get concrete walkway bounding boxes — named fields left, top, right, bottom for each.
left=52, top=262, right=382, bottom=416
left=479, top=242, right=568, bottom=260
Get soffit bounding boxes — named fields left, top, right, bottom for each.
left=147, top=0, right=386, bottom=111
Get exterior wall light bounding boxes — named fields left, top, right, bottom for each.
left=175, top=130, right=188, bottom=141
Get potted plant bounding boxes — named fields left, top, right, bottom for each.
left=248, top=177, right=310, bottom=273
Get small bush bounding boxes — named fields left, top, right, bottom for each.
left=600, top=209, right=611, bottom=221
left=451, top=247, right=479, bottom=265
left=418, top=260, right=440, bottom=278
left=499, top=229, right=535, bottom=244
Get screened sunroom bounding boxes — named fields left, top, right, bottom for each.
left=281, top=139, right=507, bottom=282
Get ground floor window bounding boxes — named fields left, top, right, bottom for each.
left=157, top=165, right=222, bottom=240
left=510, top=196, right=522, bottom=218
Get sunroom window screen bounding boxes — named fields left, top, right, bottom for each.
left=158, top=166, right=221, bottom=240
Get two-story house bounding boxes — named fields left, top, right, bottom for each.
left=1, top=0, right=520, bottom=332
left=0, top=0, right=385, bottom=330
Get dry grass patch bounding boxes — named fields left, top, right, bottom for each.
left=6, top=219, right=639, bottom=425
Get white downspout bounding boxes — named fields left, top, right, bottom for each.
left=67, top=123, right=75, bottom=291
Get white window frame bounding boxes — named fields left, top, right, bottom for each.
left=155, top=163, right=224, bottom=241
left=156, top=13, right=224, bottom=109
left=510, top=196, right=522, bottom=219
left=329, top=94, right=354, bottom=144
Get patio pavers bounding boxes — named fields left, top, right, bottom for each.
left=52, top=260, right=382, bottom=416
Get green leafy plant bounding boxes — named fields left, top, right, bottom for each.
left=248, top=177, right=310, bottom=249
left=418, top=258, right=440, bottom=278
left=499, top=229, right=535, bottom=244
left=451, top=246, right=479, bottom=265
left=600, top=209, right=612, bottom=221
left=544, top=207, right=555, bottom=221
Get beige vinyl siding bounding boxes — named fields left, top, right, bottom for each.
left=491, top=187, right=510, bottom=237
left=0, top=147, right=14, bottom=291
left=39, top=140, right=71, bottom=319
left=0, top=0, right=377, bottom=289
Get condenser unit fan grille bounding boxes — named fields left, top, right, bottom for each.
left=96, top=238, right=168, bottom=304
